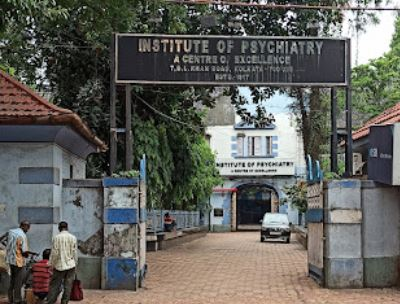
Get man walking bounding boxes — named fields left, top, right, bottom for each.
left=6, top=221, right=31, bottom=304
left=47, top=222, right=78, bottom=304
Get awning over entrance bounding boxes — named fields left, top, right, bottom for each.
left=213, top=187, right=237, bottom=193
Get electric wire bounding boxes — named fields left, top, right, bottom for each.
left=132, top=92, right=204, bottom=132
left=132, top=92, right=280, bottom=137
left=165, top=0, right=400, bottom=11
left=132, top=92, right=304, bottom=139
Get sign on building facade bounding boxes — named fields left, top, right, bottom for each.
left=216, top=158, right=295, bottom=176
left=116, top=34, right=348, bottom=86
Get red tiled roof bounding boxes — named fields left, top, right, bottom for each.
left=352, top=102, right=400, bottom=141
left=0, top=70, right=107, bottom=151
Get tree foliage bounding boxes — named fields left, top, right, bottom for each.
left=350, top=14, right=400, bottom=128
left=0, top=0, right=67, bottom=78
left=282, top=182, right=307, bottom=214
left=0, top=0, right=385, bottom=209
left=1, top=0, right=221, bottom=210
left=208, top=0, right=384, bottom=161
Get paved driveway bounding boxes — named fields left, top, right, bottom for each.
left=75, top=233, right=400, bottom=303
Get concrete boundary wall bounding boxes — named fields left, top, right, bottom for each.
left=62, top=179, right=103, bottom=289
left=323, top=180, right=400, bottom=288
left=362, top=182, right=400, bottom=287
left=64, top=177, right=145, bottom=291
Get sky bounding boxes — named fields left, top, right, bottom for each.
left=344, top=11, right=397, bottom=67
left=240, top=11, right=397, bottom=115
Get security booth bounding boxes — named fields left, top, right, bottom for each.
left=0, top=70, right=146, bottom=291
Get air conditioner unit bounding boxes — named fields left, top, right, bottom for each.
left=353, top=153, right=364, bottom=176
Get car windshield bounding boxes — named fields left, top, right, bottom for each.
left=263, top=213, right=289, bottom=225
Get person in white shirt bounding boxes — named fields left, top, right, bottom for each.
left=47, top=221, right=78, bottom=304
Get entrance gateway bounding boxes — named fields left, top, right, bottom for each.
left=110, top=33, right=353, bottom=285
left=112, top=33, right=353, bottom=175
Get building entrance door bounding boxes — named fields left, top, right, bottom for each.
left=236, top=184, right=274, bottom=230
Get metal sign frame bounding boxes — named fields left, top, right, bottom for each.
left=109, top=33, right=353, bottom=178
left=115, top=33, right=349, bottom=87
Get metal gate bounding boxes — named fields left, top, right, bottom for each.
left=307, top=182, right=324, bottom=285
left=237, top=199, right=271, bottom=226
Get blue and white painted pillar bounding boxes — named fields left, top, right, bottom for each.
left=139, top=156, right=147, bottom=286
left=101, top=177, right=139, bottom=290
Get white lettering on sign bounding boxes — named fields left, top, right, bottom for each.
left=216, top=158, right=295, bottom=176
left=138, top=38, right=324, bottom=56
left=380, top=153, right=392, bottom=159
left=139, top=38, right=210, bottom=54
left=116, top=34, right=348, bottom=85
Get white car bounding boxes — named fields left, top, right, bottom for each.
left=260, top=213, right=291, bottom=243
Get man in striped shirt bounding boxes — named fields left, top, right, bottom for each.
left=47, top=222, right=78, bottom=304
left=6, top=221, right=31, bottom=304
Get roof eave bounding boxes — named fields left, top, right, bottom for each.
left=0, top=114, right=108, bottom=152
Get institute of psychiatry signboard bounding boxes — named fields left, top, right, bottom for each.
left=115, top=34, right=348, bottom=86
left=216, top=159, right=295, bottom=176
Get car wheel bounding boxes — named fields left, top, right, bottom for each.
left=286, top=236, right=290, bottom=244
left=260, top=236, right=264, bottom=242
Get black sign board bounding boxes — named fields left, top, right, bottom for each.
left=368, top=125, right=395, bottom=185
left=116, top=34, right=348, bottom=86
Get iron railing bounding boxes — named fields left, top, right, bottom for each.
left=146, top=210, right=204, bottom=232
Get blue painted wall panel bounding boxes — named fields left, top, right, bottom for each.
left=279, top=203, right=288, bottom=214
left=19, top=207, right=54, bottom=224
left=19, top=167, right=60, bottom=185
left=103, top=177, right=138, bottom=187
left=306, top=208, right=323, bottom=223
left=272, top=136, right=278, bottom=157
left=103, top=258, right=137, bottom=290
left=261, top=137, right=267, bottom=155
left=222, top=194, right=231, bottom=225
left=104, top=208, right=138, bottom=224
left=140, top=157, right=146, bottom=181
left=327, top=180, right=359, bottom=189
left=139, top=208, right=147, bottom=223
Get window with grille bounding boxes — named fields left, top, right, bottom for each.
left=235, top=135, right=276, bottom=157
left=266, top=136, right=272, bottom=155
left=248, top=136, right=262, bottom=156
left=247, top=136, right=274, bottom=157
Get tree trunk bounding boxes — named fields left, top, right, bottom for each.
left=309, top=88, right=322, bottom=161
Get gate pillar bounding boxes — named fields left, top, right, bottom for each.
left=231, top=191, right=237, bottom=231
left=307, top=182, right=324, bottom=285
left=101, top=177, right=140, bottom=290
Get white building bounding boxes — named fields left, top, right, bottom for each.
left=206, top=97, right=306, bottom=231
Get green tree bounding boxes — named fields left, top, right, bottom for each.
left=0, top=0, right=67, bottom=78
left=350, top=14, right=400, bottom=128
left=209, top=0, right=384, bottom=161
left=0, top=0, right=385, bottom=209
left=282, top=182, right=307, bottom=214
